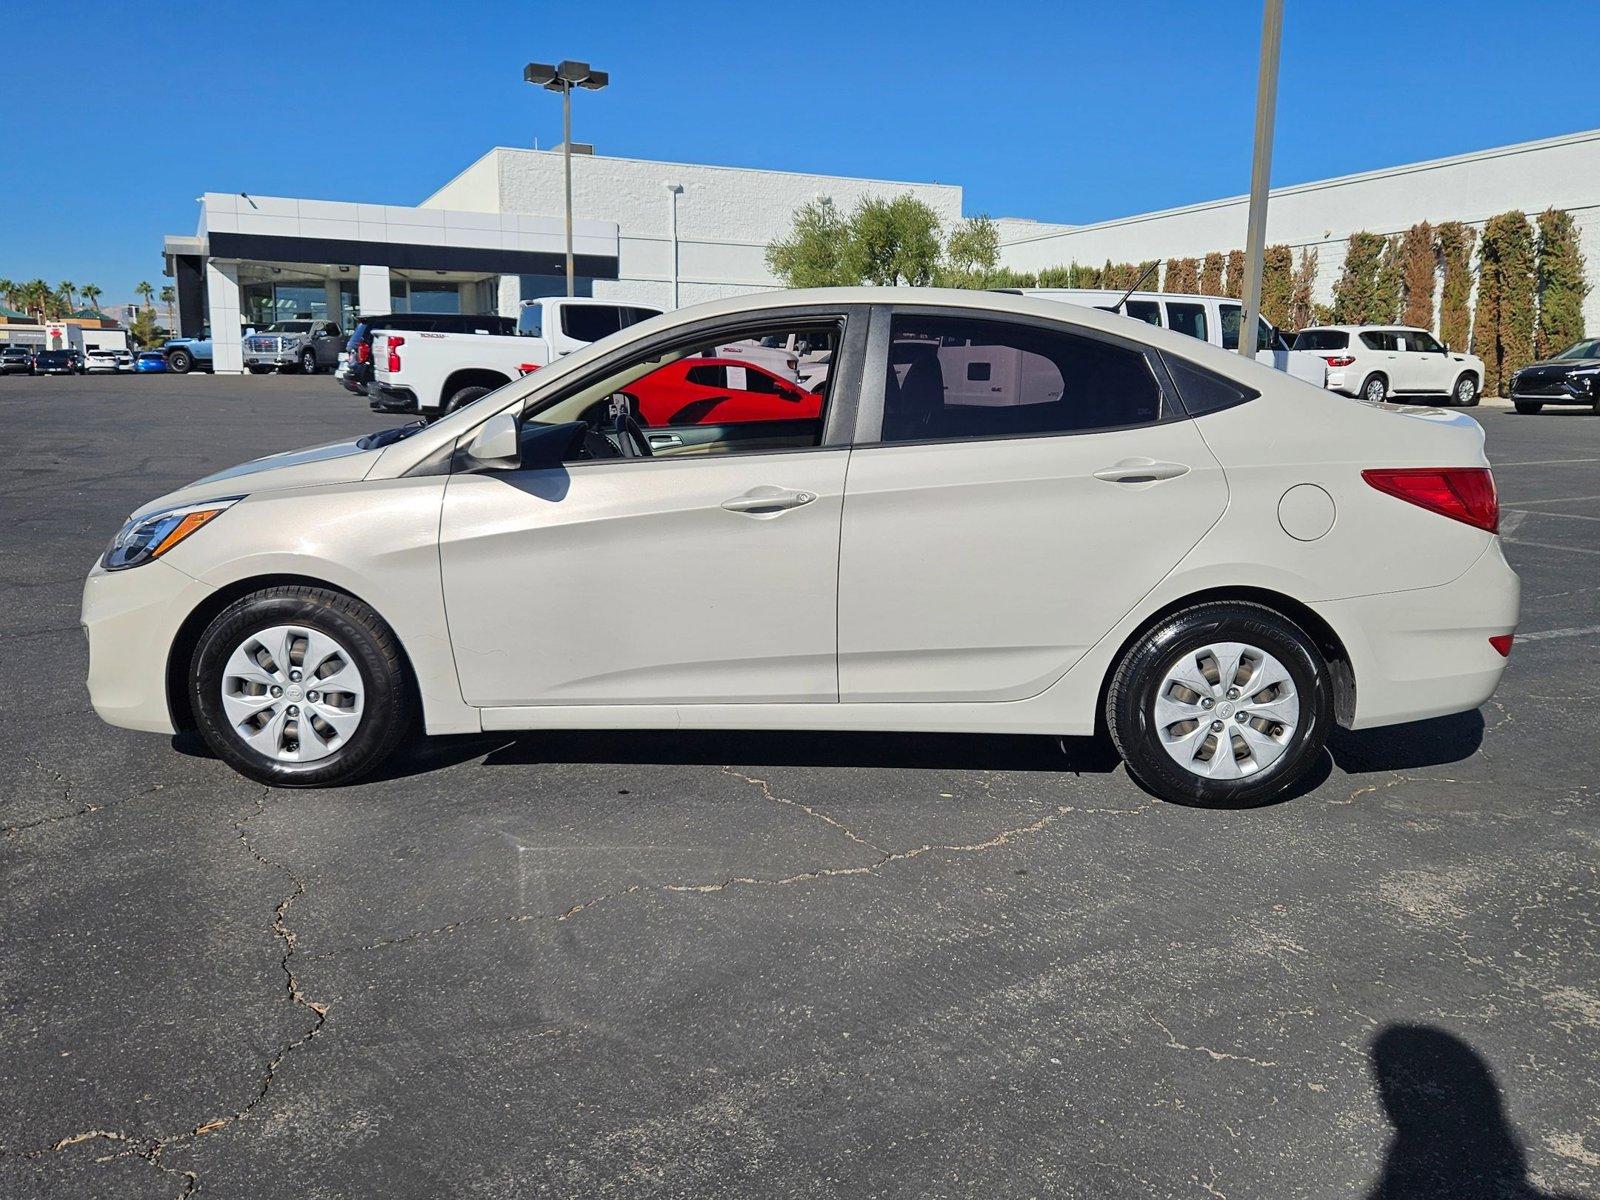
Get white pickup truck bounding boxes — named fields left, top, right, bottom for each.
left=370, top=297, right=662, bottom=418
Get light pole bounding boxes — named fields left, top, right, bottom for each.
left=524, top=60, right=610, bottom=298
left=1238, top=0, right=1284, bottom=357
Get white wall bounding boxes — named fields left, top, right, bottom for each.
left=998, top=129, right=1600, bottom=330
left=423, top=149, right=965, bottom=311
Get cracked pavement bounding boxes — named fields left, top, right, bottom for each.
left=1, top=376, right=1597, bottom=1198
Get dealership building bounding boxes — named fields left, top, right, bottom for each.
left=165, top=128, right=1600, bottom=373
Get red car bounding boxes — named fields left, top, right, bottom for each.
left=629, top=357, right=822, bottom=427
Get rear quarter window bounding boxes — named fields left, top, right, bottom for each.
left=1160, top=353, right=1259, bottom=417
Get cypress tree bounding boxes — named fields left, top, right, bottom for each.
left=1473, top=210, right=1536, bottom=396
left=1535, top=207, right=1589, bottom=357
left=1332, top=232, right=1384, bottom=324
left=1200, top=252, right=1224, bottom=296
left=1224, top=250, right=1245, bottom=299
left=1437, top=221, right=1475, bottom=351
left=1164, top=257, right=1200, bottom=293
left=1260, top=244, right=1293, bottom=328
left=1374, top=236, right=1403, bottom=324
left=1035, top=265, right=1072, bottom=287
left=1289, top=248, right=1318, bottom=330
left=1399, top=221, right=1436, bottom=330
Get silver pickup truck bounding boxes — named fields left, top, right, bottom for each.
left=243, top=320, right=345, bottom=374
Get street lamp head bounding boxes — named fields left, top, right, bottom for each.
left=578, top=69, right=608, bottom=91
left=555, top=59, right=591, bottom=85
left=523, top=61, right=558, bottom=88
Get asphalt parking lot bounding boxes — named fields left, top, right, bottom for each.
left=1, top=372, right=1597, bottom=1199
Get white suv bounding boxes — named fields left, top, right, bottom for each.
left=1292, top=326, right=1483, bottom=406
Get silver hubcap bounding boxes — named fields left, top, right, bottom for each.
left=1366, top=380, right=1385, bottom=402
left=220, top=624, right=365, bottom=763
left=1457, top=380, right=1472, bottom=401
left=1153, top=641, right=1300, bottom=780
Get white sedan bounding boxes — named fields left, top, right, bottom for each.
left=83, top=348, right=131, bottom=373
left=82, top=289, right=1518, bottom=806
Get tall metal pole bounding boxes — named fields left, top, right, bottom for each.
left=562, top=82, right=574, bottom=297
left=1239, top=0, right=1284, bottom=357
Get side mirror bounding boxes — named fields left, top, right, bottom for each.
left=463, top=411, right=521, bottom=470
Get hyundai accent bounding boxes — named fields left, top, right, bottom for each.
left=82, top=289, right=1519, bottom=806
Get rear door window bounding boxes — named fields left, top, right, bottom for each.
left=561, top=305, right=627, bottom=343
left=1164, top=302, right=1208, bottom=342
left=1359, top=331, right=1398, bottom=351
left=1124, top=300, right=1162, bottom=326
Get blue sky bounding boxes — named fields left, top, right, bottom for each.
left=5, top=0, right=1597, bottom=306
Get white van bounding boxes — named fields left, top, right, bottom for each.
left=1005, top=289, right=1327, bottom=387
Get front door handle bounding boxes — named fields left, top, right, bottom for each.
left=1092, top=458, right=1190, bottom=484
left=721, top=486, right=817, bottom=514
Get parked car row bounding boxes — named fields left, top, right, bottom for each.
left=1, top=345, right=188, bottom=375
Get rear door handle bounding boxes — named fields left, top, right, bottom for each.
left=721, top=486, right=817, bottom=514
left=1092, top=458, right=1190, bottom=483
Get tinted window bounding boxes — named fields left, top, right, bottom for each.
left=880, top=315, right=1161, bottom=444
left=623, top=306, right=660, bottom=327
left=1359, top=331, right=1398, bottom=351
left=1165, top=302, right=1208, bottom=342
left=1123, top=299, right=1162, bottom=326
left=1163, top=354, right=1259, bottom=417
left=1407, top=331, right=1444, bottom=353
left=517, top=305, right=543, bottom=338
left=1219, top=304, right=1274, bottom=352
left=1292, top=330, right=1349, bottom=351
left=561, top=305, right=626, bottom=343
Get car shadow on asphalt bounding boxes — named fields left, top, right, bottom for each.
left=1365, top=1024, right=1588, bottom=1200
left=1327, top=709, right=1485, bottom=774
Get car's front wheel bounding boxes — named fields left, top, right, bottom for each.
left=1514, top=400, right=1543, bottom=415
left=1106, top=601, right=1333, bottom=807
left=299, top=349, right=318, bottom=375
left=190, top=585, right=414, bottom=787
left=1453, top=374, right=1480, bottom=407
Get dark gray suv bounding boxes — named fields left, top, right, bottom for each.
left=242, top=321, right=344, bottom=374
left=0, top=344, right=35, bottom=375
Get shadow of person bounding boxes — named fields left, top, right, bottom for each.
left=1368, top=1024, right=1586, bottom=1200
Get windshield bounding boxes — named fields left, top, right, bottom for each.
left=259, top=321, right=312, bottom=334
left=1554, top=339, right=1600, bottom=360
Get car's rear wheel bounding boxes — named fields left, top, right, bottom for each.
left=444, top=384, right=491, bottom=414
left=168, top=349, right=192, bottom=374
left=1453, top=374, right=1479, bottom=407
left=1360, top=374, right=1388, bottom=405
left=1514, top=400, right=1543, bottom=414
left=1106, top=601, right=1333, bottom=807
left=191, top=585, right=414, bottom=787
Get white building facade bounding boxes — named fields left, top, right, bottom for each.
left=997, top=128, right=1600, bottom=333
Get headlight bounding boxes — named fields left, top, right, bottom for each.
left=101, top=497, right=242, bottom=571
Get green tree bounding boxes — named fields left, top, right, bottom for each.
left=57, top=280, right=76, bottom=313
left=157, top=284, right=175, bottom=330
left=985, top=267, right=1038, bottom=288
left=135, top=280, right=156, bottom=312
left=1535, top=207, right=1588, bottom=357
left=1472, top=210, right=1536, bottom=396
left=841, top=194, right=942, bottom=286
left=1199, top=252, right=1224, bottom=296
left=1223, top=250, right=1244, bottom=299
left=1374, top=236, right=1402, bottom=324
left=940, top=214, right=1001, bottom=285
left=1289, top=248, right=1318, bottom=330
left=1436, top=221, right=1475, bottom=350
left=1332, top=232, right=1385, bottom=324
left=80, top=283, right=104, bottom=316
left=1035, top=264, right=1074, bottom=287
left=128, top=308, right=165, bottom=348
left=1260, top=244, right=1293, bottom=328
left=1067, top=262, right=1102, bottom=288
left=766, top=198, right=851, bottom=287
left=1399, top=222, right=1436, bottom=331
left=1164, top=257, right=1199, bottom=294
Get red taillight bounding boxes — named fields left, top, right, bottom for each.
left=1489, top=634, right=1514, bottom=657
left=385, top=336, right=404, bottom=374
left=357, top=342, right=370, bottom=364
left=1322, top=354, right=1355, bottom=367
left=1362, top=467, right=1498, bottom=533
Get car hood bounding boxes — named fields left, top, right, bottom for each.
left=129, top=438, right=381, bottom=519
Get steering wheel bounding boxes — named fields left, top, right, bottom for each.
left=614, top=411, right=652, bottom=458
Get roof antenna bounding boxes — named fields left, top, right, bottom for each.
left=1110, top=261, right=1159, bottom=312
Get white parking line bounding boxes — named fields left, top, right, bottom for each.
left=1498, top=493, right=1600, bottom=507
left=1501, top=537, right=1600, bottom=557
left=1502, top=508, right=1600, bottom=523
left=1492, top=457, right=1600, bottom=467
left=1518, top=623, right=1600, bottom=643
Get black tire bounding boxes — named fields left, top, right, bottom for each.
left=444, top=384, right=491, bottom=414
left=1452, top=373, right=1480, bottom=407
left=1360, top=373, right=1388, bottom=405
left=1513, top=400, right=1543, bottom=415
left=190, top=585, right=414, bottom=787
left=299, top=348, right=319, bottom=375
left=247, top=365, right=272, bottom=375
left=1106, top=601, right=1334, bottom=808
left=168, top=349, right=193, bottom=374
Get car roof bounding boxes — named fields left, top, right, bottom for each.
left=1299, top=324, right=1428, bottom=334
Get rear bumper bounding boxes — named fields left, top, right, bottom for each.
left=367, top=382, right=418, bottom=413
left=82, top=558, right=213, bottom=735
left=1314, top=538, right=1519, bottom=730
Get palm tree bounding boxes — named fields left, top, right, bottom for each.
left=23, top=279, right=53, bottom=321
left=57, top=281, right=76, bottom=313
left=80, top=284, right=103, bottom=317
left=0, top=278, right=12, bottom=313
left=135, top=280, right=155, bottom=314
left=158, top=285, right=175, bottom=333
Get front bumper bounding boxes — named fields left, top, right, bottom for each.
left=244, top=351, right=304, bottom=368
left=1313, top=537, right=1519, bottom=730
left=82, top=558, right=214, bottom=735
